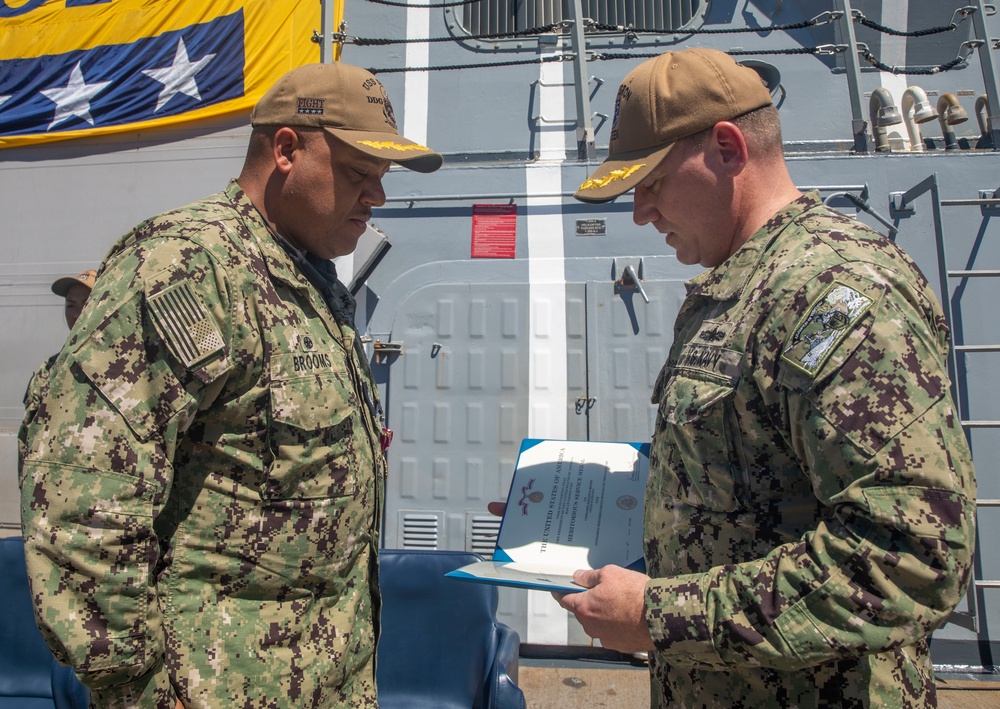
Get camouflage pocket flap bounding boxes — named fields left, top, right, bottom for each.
left=268, top=352, right=354, bottom=432
left=861, top=486, right=971, bottom=540
left=661, top=376, right=735, bottom=426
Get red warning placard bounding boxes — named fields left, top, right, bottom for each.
left=471, top=204, right=517, bottom=259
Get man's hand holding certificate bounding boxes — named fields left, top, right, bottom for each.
left=446, top=439, right=650, bottom=593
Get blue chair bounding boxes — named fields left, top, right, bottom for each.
left=377, top=549, right=526, bottom=709
left=0, top=536, right=90, bottom=709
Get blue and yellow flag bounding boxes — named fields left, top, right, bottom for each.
left=0, top=0, right=335, bottom=148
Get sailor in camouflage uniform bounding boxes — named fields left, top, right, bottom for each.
left=19, top=270, right=96, bottom=423
left=559, top=48, right=977, bottom=708
left=19, top=269, right=96, bottom=482
left=19, top=63, right=441, bottom=709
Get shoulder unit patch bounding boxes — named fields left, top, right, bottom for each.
left=147, top=281, right=225, bottom=368
left=781, top=281, right=874, bottom=376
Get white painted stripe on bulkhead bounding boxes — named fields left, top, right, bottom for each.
left=527, top=164, right=568, bottom=440
left=536, top=47, right=569, bottom=162
left=403, top=6, right=430, bottom=147
left=525, top=49, right=571, bottom=645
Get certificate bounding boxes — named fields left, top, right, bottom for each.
left=446, top=438, right=649, bottom=593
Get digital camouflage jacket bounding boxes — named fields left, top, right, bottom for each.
left=18, top=353, right=56, bottom=479
left=20, top=181, right=386, bottom=708
left=644, top=192, right=977, bottom=708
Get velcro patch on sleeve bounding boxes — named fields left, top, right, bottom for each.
left=781, top=282, right=874, bottom=376
left=146, top=282, right=225, bottom=368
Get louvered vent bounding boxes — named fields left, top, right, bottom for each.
left=459, top=0, right=705, bottom=37
left=467, top=513, right=501, bottom=558
left=399, top=511, right=443, bottom=548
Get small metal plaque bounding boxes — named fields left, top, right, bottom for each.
left=576, top=218, right=606, bottom=236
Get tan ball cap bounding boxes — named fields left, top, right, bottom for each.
left=251, top=62, right=443, bottom=173
left=51, top=269, right=97, bottom=297
left=574, top=48, right=773, bottom=204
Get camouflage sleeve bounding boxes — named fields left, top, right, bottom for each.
left=644, top=263, right=977, bottom=670
left=22, top=357, right=53, bottom=409
left=20, top=234, right=234, bottom=707
left=18, top=356, right=55, bottom=489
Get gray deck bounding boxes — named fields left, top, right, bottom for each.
left=518, top=662, right=1000, bottom=708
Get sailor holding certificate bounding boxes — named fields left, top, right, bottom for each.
left=549, top=47, right=976, bottom=709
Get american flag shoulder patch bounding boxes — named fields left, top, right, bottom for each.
left=147, top=281, right=225, bottom=368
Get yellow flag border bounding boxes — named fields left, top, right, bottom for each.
left=0, top=0, right=341, bottom=149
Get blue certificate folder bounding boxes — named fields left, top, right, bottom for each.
left=446, top=438, right=650, bottom=594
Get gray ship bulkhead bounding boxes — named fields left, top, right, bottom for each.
left=1, top=0, right=998, bottom=672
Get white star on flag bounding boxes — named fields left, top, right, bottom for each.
left=142, top=38, right=216, bottom=112
left=0, top=95, right=10, bottom=109
left=40, top=62, right=111, bottom=130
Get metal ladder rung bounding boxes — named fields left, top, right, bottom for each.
left=891, top=176, right=1000, bottom=637
left=948, top=270, right=1000, bottom=277
left=955, top=344, right=1000, bottom=352
left=940, top=198, right=1000, bottom=207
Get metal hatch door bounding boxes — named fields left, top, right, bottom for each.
left=376, top=271, right=688, bottom=644
left=376, top=278, right=582, bottom=638
left=582, top=264, right=689, bottom=445
left=377, top=280, right=589, bottom=554
left=377, top=272, right=689, bottom=552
